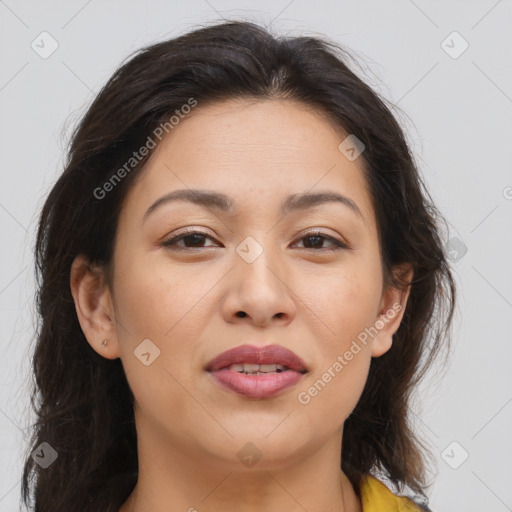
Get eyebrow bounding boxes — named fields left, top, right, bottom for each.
left=143, top=188, right=364, bottom=223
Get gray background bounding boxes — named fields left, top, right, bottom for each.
left=1, top=1, right=511, bottom=510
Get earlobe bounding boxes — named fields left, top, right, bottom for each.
left=370, top=264, right=413, bottom=358
left=69, top=254, right=121, bottom=360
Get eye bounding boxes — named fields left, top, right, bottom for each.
left=292, top=231, right=347, bottom=251
left=161, top=229, right=348, bottom=252
left=161, top=229, right=220, bottom=250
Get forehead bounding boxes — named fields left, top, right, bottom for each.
left=121, top=98, right=376, bottom=229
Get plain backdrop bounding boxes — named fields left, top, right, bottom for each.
left=1, top=1, right=511, bottom=511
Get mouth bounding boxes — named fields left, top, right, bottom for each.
left=221, top=363, right=305, bottom=375
left=205, top=344, right=308, bottom=399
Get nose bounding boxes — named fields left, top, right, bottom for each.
left=222, top=245, right=296, bottom=328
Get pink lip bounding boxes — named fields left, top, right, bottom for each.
left=206, top=344, right=308, bottom=399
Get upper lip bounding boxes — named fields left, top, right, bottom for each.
left=206, top=344, right=308, bottom=373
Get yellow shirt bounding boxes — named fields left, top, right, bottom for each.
left=359, top=475, right=425, bottom=511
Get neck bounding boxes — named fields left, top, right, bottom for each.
left=119, top=417, right=362, bottom=512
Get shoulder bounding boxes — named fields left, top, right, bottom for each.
left=359, top=475, right=432, bottom=512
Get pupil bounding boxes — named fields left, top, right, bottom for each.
left=186, top=234, right=204, bottom=247
left=305, top=236, right=322, bottom=248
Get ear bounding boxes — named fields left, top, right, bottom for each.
left=70, top=254, right=121, bottom=360
left=370, top=263, right=413, bottom=358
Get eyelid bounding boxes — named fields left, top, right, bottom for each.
left=166, top=226, right=216, bottom=239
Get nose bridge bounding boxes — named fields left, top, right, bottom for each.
left=235, top=234, right=283, bottom=289
left=224, top=233, right=295, bottom=324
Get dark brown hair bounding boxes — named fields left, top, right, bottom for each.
left=21, top=19, right=455, bottom=512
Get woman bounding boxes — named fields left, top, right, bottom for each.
left=22, top=20, right=455, bottom=511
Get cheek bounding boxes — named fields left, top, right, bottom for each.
left=295, top=263, right=379, bottom=422
left=298, top=277, right=375, bottom=428
left=112, top=257, right=206, bottom=435
left=112, top=251, right=214, bottom=390
left=308, top=261, right=382, bottom=345
left=113, top=249, right=212, bottom=341
left=297, top=349, right=371, bottom=437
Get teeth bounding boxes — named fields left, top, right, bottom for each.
left=259, top=364, right=279, bottom=372
left=226, top=363, right=289, bottom=374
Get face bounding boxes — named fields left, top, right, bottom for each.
left=72, top=97, right=410, bottom=471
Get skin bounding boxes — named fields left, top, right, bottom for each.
left=70, top=97, right=412, bottom=512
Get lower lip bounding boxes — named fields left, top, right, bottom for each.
left=208, top=369, right=304, bottom=398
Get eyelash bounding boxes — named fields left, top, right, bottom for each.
left=161, top=228, right=348, bottom=252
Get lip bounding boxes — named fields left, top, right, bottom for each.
left=206, top=344, right=308, bottom=372
left=206, top=344, right=308, bottom=399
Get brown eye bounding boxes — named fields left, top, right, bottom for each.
left=161, top=229, right=347, bottom=252
left=293, top=232, right=347, bottom=251
left=162, top=230, right=219, bottom=250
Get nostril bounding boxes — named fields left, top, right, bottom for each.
left=236, top=311, right=247, bottom=318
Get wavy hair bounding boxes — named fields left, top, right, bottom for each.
left=21, top=20, right=456, bottom=511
